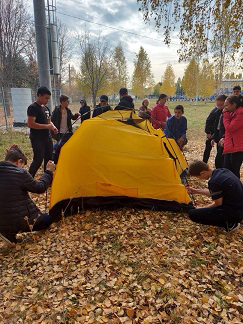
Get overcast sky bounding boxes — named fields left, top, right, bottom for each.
left=27, top=0, right=188, bottom=83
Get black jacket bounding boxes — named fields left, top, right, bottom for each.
left=115, top=95, right=134, bottom=110
left=51, top=105, right=79, bottom=140
left=211, top=109, right=223, bottom=143
left=0, top=162, right=53, bottom=235
left=93, top=104, right=111, bottom=118
left=205, top=107, right=218, bottom=134
left=79, top=100, right=91, bottom=122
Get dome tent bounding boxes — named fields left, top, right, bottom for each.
left=50, top=110, right=191, bottom=219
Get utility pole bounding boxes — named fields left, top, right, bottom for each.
left=68, top=64, right=72, bottom=103
left=33, top=0, right=53, bottom=112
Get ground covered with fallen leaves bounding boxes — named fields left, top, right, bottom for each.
left=0, top=119, right=242, bottom=323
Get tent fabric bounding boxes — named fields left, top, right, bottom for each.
left=50, top=110, right=191, bottom=216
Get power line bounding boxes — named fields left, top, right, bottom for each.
left=56, top=11, right=178, bottom=46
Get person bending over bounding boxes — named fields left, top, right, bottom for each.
left=0, top=145, right=55, bottom=244
left=188, top=160, right=242, bottom=232
left=164, top=104, right=187, bottom=149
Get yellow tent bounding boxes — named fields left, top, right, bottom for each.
left=50, top=110, right=191, bottom=217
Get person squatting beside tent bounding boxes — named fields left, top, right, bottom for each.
left=0, top=145, right=55, bottom=243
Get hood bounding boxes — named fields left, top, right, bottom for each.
left=80, top=99, right=87, bottom=107
left=122, top=95, right=133, bottom=102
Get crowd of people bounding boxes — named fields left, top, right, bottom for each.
left=0, top=85, right=242, bottom=244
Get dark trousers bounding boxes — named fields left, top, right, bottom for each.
left=29, top=136, right=53, bottom=177
left=224, top=152, right=243, bottom=179
left=189, top=207, right=240, bottom=230
left=1, top=214, right=52, bottom=243
left=215, top=144, right=224, bottom=169
left=53, top=133, right=72, bottom=164
left=203, top=138, right=212, bottom=163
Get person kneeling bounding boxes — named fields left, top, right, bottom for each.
left=188, top=160, right=242, bottom=232
left=164, top=105, right=187, bottom=150
left=0, top=145, right=55, bottom=244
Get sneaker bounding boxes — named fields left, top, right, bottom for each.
left=0, top=233, right=13, bottom=244
left=226, top=223, right=241, bottom=233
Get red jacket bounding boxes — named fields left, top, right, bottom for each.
left=151, top=104, right=172, bottom=130
left=223, top=107, right=243, bottom=154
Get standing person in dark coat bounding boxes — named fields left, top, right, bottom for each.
left=115, top=88, right=134, bottom=110
left=202, top=106, right=218, bottom=163
left=51, top=95, right=80, bottom=163
left=79, top=99, right=91, bottom=123
left=27, top=86, right=58, bottom=177
left=93, top=95, right=112, bottom=117
left=210, top=95, right=227, bottom=168
left=0, top=145, right=55, bottom=244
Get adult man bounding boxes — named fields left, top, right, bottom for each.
left=51, top=95, right=80, bottom=163
left=188, top=160, right=242, bottom=232
left=0, top=145, right=55, bottom=244
left=115, top=88, right=134, bottom=110
left=27, top=86, right=58, bottom=177
left=92, top=95, right=111, bottom=117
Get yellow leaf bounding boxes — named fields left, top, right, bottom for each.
left=202, top=297, right=209, bottom=304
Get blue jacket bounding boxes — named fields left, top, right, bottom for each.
left=164, top=115, right=187, bottom=141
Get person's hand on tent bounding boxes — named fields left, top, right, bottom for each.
left=46, top=160, right=55, bottom=172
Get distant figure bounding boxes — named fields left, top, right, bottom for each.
left=232, top=85, right=242, bottom=97
left=164, top=105, right=187, bottom=149
left=115, top=88, right=134, bottom=110
left=0, top=145, right=55, bottom=243
left=138, top=98, right=151, bottom=119
left=27, top=86, right=58, bottom=177
left=188, top=160, right=242, bottom=232
left=93, top=95, right=112, bottom=117
left=223, top=95, right=243, bottom=178
left=151, top=94, right=171, bottom=130
left=79, top=99, right=91, bottom=123
left=51, top=95, right=80, bottom=163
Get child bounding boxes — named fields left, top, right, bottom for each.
left=151, top=94, right=171, bottom=130
left=164, top=105, right=187, bottom=149
left=188, top=160, right=242, bottom=232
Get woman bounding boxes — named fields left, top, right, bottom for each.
left=138, top=98, right=151, bottom=119
left=223, top=95, right=243, bottom=178
left=151, top=94, right=171, bottom=130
